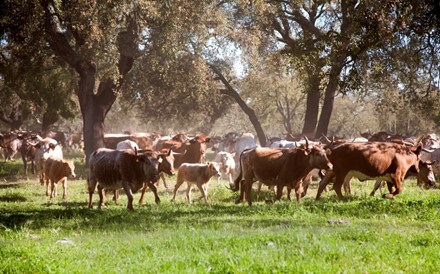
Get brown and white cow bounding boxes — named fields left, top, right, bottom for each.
left=87, top=148, right=161, bottom=210
left=44, top=157, right=76, bottom=199
left=171, top=162, right=221, bottom=204
left=316, top=142, right=422, bottom=200
left=232, top=140, right=333, bottom=206
left=34, top=137, right=63, bottom=184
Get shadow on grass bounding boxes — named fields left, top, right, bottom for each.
left=0, top=193, right=27, bottom=202
left=0, top=182, right=21, bottom=189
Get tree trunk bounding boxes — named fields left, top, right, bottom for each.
left=316, top=63, right=344, bottom=138
left=302, top=73, right=321, bottom=135
left=210, top=65, right=267, bottom=146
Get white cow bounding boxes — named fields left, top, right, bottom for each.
left=116, top=139, right=139, bottom=151
left=215, top=151, right=236, bottom=186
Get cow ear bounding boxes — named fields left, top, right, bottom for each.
left=325, top=148, right=332, bottom=155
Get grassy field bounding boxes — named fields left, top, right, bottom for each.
left=1, top=151, right=440, bottom=273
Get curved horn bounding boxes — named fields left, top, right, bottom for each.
left=304, top=136, right=309, bottom=149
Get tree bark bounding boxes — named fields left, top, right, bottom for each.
left=209, top=65, right=267, bottom=146
left=302, top=72, right=321, bottom=134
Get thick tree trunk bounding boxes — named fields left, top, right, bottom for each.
left=210, top=65, right=267, bottom=146
left=316, top=63, right=344, bottom=138
left=302, top=73, right=321, bottom=134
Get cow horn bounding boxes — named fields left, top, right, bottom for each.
left=135, top=147, right=138, bottom=156
left=422, top=148, right=435, bottom=153
left=304, top=136, right=309, bottom=149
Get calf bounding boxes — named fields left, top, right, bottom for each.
left=88, top=148, right=161, bottom=210
left=44, top=157, right=76, bottom=199
left=171, top=162, right=221, bottom=204
left=316, top=142, right=422, bottom=200
left=215, top=151, right=236, bottom=186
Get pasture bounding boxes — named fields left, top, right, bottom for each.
left=1, top=151, right=440, bottom=273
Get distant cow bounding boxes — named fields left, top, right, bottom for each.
left=232, top=140, right=333, bottom=206
left=44, top=157, right=76, bottom=199
left=172, top=162, right=221, bottom=204
left=316, top=142, right=422, bottom=200
left=116, top=139, right=139, bottom=151
left=0, top=132, right=21, bottom=161
left=19, top=134, right=38, bottom=175
left=215, top=151, right=236, bottom=186
left=87, top=148, right=161, bottom=210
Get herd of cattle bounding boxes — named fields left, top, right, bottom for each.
left=1, top=130, right=440, bottom=210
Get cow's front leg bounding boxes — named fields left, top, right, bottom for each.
left=197, top=182, right=208, bottom=204
left=62, top=178, right=67, bottom=200
left=147, top=181, right=161, bottom=204
left=122, top=182, right=134, bottom=210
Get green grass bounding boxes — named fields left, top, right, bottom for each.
left=1, top=153, right=440, bottom=273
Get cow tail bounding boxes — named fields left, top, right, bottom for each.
left=231, top=148, right=249, bottom=192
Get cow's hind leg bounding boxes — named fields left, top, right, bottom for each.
left=139, top=184, right=148, bottom=205
left=186, top=184, right=194, bottom=204
left=62, top=178, right=67, bottom=200
left=121, top=183, right=135, bottom=210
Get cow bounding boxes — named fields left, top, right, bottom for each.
left=232, top=139, right=333, bottom=206
left=316, top=142, right=422, bottom=200
left=171, top=162, right=221, bottom=204
left=34, top=137, right=63, bottom=185
left=161, top=134, right=211, bottom=169
left=87, top=148, right=161, bottom=210
left=0, top=132, right=21, bottom=161
left=19, top=135, right=37, bottom=175
left=215, top=151, right=236, bottom=186
left=369, top=160, right=436, bottom=196
left=44, top=157, right=76, bottom=199
left=218, top=132, right=258, bottom=173
left=138, top=148, right=177, bottom=205
left=116, top=139, right=139, bottom=151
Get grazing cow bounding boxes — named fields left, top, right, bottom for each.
left=316, top=142, right=422, bottom=200
left=172, top=162, right=221, bottom=204
left=87, top=148, right=161, bottom=210
left=44, top=157, right=76, bottom=199
left=215, top=151, right=236, bottom=186
left=232, top=140, right=333, bottom=206
left=420, top=146, right=440, bottom=181
left=369, top=160, right=436, bottom=196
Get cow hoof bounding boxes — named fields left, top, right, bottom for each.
left=265, top=199, right=274, bottom=205
left=382, top=194, right=395, bottom=199
left=234, top=197, right=241, bottom=204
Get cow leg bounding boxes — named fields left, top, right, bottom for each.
left=31, top=160, right=35, bottom=175
left=160, top=173, right=169, bottom=190
left=97, top=185, right=105, bottom=209
left=87, top=176, right=97, bottom=209
left=295, top=181, right=303, bottom=202
left=244, top=181, right=253, bottom=206
left=197, top=183, right=208, bottom=204
left=343, top=175, right=352, bottom=194
left=186, top=184, right=194, bottom=204
left=370, top=180, right=384, bottom=196
left=62, top=178, right=67, bottom=200
left=301, top=177, right=311, bottom=198
left=235, top=179, right=244, bottom=204
left=147, top=182, right=161, bottom=204
left=333, top=175, right=346, bottom=200
left=112, top=190, right=119, bottom=204
left=45, top=177, right=51, bottom=196
left=384, top=175, right=403, bottom=199
left=23, top=158, right=28, bottom=175
left=121, top=183, right=135, bottom=210
left=172, top=178, right=185, bottom=202
left=316, top=171, right=336, bottom=200
left=139, top=184, right=148, bottom=205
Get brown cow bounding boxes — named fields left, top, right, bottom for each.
left=232, top=140, right=333, bottom=206
left=161, top=134, right=211, bottom=168
left=87, top=148, right=161, bottom=210
left=0, top=132, right=21, bottom=161
left=316, top=142, right=422, bottom=200
left=172, top=162, right=221, bottom=204
left=44, top=157, right=76, bottom=199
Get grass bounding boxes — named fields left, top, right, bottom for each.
left=1, top=152, right=440, bottom=273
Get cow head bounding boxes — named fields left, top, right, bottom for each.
left=63, top=160, right=76, bottom=179
left=158, top=149, right=176, bottom=176
left=135, top=148, right=161, bottom=182
left=307, top=144, right=333, bottom=171
left=207, top=162, right=221, bottom=178
left=417, top=160, right=436, bottom=189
